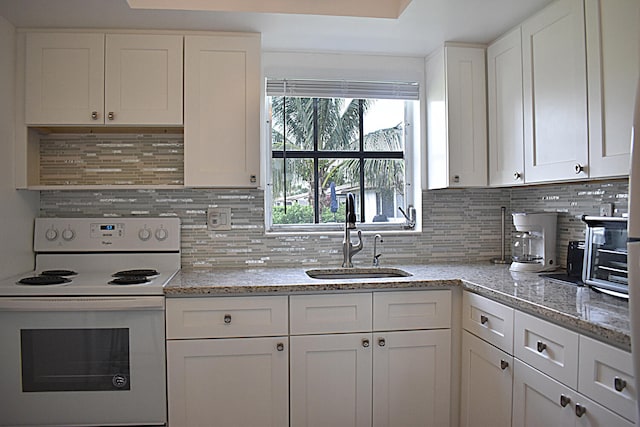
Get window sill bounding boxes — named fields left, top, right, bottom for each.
left=266, top=223, right=421, bottom=237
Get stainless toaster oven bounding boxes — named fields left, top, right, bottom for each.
left=582, top=216, right=628, bottom=297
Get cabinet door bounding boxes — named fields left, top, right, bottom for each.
left=290, top=333, right=372, bottom=427
left=522, top=0, right=589, bottom=182
left=461, top=331, right=513, bottom=427
left=105, top=34, right=183, bottom=125
left=585, top=0, right=640, bottom=178
left=488, top=27, right=525, bottom=186
left=184, top=34, right=261, bottom=187
left=167, top=336, right=289, bottom=427
left=373, top=329, right=451, bottom=427
left=25, top=32, right=105, bottom=125
left=513, top=359, right=576, bottom=427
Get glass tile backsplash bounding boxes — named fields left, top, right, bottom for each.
left=40, top=179, right=628, bottom=268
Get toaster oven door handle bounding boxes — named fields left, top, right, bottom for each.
left=0, top=297, right=165, bottom=312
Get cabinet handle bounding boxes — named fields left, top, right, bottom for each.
left=536, top=340, right=547, bottom=353
left=223, top=314, right=232, bottom=324
left=250, top=174, right=257, bottom=184
left=560, top=394, right=571, bottom=407
left=378, top=338, right=386, bottom=347
left=480, top=315, right=489, bottom=325
left=614, top=377, right=627, bottom=392
left=276, top=342, right=284, bottom=352
left=575, top=403, right=587, bottom=417
left=362, top=339, right=370, bottom=348
left=91, top=111, right=98, bottom=120
left=108, top=112, right=115, bottom=121
left=513, top=171, right=522, bottom=180
left=574, top=164, right=584, bottom=174
left=452, top=175, right=460, bottom=183
left=500, top=359, right=509, bottom=370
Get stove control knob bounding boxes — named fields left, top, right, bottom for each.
left=138, top=228, right=152, bottom=241
left=45, top=228, right=58, bottom=241
left=62, top=229, right=75, bottom=241
left=155, top=228, right=168, bottom=241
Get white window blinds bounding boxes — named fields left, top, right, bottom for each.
left=266, top=79, right=419, bottom=100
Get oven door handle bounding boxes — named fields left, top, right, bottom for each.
left=0, top=297, right=165, bottom=311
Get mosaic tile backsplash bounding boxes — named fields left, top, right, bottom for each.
left=39, top=134, right=184, bottom=186
left=39, top=179, right=629, bottom=269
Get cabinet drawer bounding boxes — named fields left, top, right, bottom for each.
left=373, top=290, right=451, bottom=331
left=578, top=335, right=636, bottom=423
left=462, top=291, right=514, bottom=353
left=514, top=311, right=579, bottom=389
left=166, top=296, right=288, bottom=339
left=290, top=293, right=372, bottom=335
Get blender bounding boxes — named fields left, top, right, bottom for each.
left=510, top=212, right=558, bottom=272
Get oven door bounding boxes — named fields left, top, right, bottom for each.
left=0, top=297, right=166, bottom=427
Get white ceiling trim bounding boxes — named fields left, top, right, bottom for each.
left=126, top=0, right=412, bottom=19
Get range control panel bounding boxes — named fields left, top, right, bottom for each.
left=34, top=218, right=181, bottom=252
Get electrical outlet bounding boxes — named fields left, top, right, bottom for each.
left=207, top=208, right=232, bottom=231
left=599, top=203, right=613, bottom=217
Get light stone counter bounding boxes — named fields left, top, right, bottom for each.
left=165, top=263, right=630, bottom=351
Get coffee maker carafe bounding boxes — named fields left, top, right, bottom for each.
left=510, top=212, right=557, bottom=272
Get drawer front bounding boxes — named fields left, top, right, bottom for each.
left=166, top=296, right=289, bottom=339
left=373, top=290, right=451, bottom=331
left=514, top=311, right=579, bottom=389
left=290, top=293, right=372, bottom=335
left=578, top=335, right=636, bottom=423
left=462, top=291, right=514, bottom=354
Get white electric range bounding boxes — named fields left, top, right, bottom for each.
left=0, top=217, right=181, bottom=427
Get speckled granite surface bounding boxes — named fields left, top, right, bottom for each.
left=165, top=263, right=630, bottom=351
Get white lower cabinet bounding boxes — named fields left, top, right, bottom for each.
left=167, top=337, right=289, bottom=427
left=460, top=330, right=513, bottom=427
left=513, top=359, right=633, bottom=427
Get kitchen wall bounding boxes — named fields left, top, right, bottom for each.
left=39, top=160, right=628, bottom=269
left=0, top=15, right=39, bottom=278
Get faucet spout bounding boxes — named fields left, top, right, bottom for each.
left=342, top=193, right=362, bottom=267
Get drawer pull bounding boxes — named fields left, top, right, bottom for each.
left=362, top=339, right=370, bottom=348
left=536, top=341, right=547, bottom=353
left=276, top=342, right=284, bottom=352
left=480, top=315, right=489, bottom=325
left=378, top=338, right=386, bottom=347
left=91, top=111, right=98, bottom=120
left=614, top=377, right=627, bottom=392
left=108, top=111, right=115, bottom=121
left=500, top=359, right=509, bottom=370
left=575, top=403, right=587, bottom=417
left=223, top=314, right=232, bottom=324
left=560, top=394, right=571, bottom=408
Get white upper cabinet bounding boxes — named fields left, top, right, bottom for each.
left=426, top=45, right=487, bottom=189
left=104, top=34, right=183, bottom=125
left=487, top=27, right=525, bottom=187
left=25, top=32, right=105, bottom=125
left=25, top=32, right=183, bottom=126
left=183, top=34, right=261, bottom=188
left=522, top=0, right=589, bottom=183
left=585, top=0, right=640, bottom=178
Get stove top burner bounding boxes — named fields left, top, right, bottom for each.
left=41, top=269, right=78, bottom=277
left=113, top=269, right=159, bottom=278
left=109, top=276, right=151, bottom=285
left=18, top=276, right=72, bottom=286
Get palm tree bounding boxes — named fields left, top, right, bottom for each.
left=270, top=96, right=404, bottom=223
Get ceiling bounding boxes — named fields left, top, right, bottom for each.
left=0, top=0, right=554, bottom=56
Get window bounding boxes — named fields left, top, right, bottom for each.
left=266, top=79, right=420, bottom=232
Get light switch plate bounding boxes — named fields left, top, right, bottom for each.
left=207, top=208, right=232, bottom=231
left=599, top=203, right=613, bottom=217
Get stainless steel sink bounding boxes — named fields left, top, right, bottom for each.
left=305, top=267, right=412, bottom=280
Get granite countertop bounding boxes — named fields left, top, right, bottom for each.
left=165, top=263, right=630, bottom=351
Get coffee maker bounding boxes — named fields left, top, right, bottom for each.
left=510, top=212, right=557, bottom=272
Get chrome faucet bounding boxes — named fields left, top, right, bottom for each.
left=342, top=193, right=363, bottom=268
left=373, top=234, right=383, bottom=266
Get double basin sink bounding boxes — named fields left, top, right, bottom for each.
left=305, top=267, right=412, bottom=280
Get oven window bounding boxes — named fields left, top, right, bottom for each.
left=21, top=328, right=130, bottom=392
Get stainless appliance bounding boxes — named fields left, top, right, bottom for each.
left=582, top=216, right=628, bottom=297
left=510, top=212, right=558, bottom=272
left=0, top=217, right=181, bottom=427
